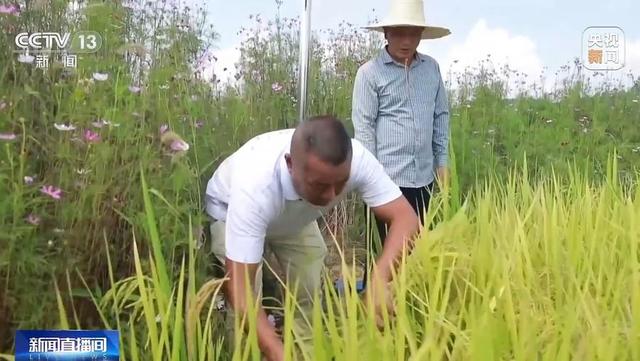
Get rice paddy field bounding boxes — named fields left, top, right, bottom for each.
left=1, top=1, right=639, bottom=360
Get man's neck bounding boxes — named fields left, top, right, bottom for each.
left=385, top=46, right=416, bottom=66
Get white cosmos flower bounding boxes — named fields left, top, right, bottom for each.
left=18, top=54, right=35, bottom=63
left=93, top=72, right=109, bottom=81
left=54, top=123, right=76, bottom=131
left=92, top=119, right=120, bottom=128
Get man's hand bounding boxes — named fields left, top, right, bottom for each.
left=362, top=266, right=396, bottom=329
left=436, top=166, right=450, bottom=192
left=225, top=258, right=284, bottom=361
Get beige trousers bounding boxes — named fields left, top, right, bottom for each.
left=209, top=219, right=328, bottom=357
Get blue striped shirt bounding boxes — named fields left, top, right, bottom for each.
left=351, top=47, right=450, bottom=188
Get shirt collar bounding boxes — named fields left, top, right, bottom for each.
left=379, top=46, right=424, bottom=68
left=279, top=152, right=302, bottom=201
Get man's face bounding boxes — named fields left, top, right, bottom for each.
left=384, top=26, right=424, bottom=62
left=285, top=152, right=350, bottom=207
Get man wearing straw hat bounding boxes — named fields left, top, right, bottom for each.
left=352, top=0, right=451, bottom=243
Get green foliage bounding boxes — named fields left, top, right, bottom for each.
left=0, top=1, right=639, bottom=359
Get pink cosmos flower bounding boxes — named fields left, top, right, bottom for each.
left=170, top=139, right=189, bottom=152
left=26, top=213, right=40, bottom=225
left=84, top=129, right=101, bottom=143
left=0, top=132, right=16, bottom=141
left=129, top=85, right=141, bottom=93
left=271, top=82, right=283, bottom=92
left=0, top=4, right=20, bottom=15
left=41, top=185, right=62, bottom=200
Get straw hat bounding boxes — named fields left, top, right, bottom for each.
left=364, top=0, right=451, bottom=40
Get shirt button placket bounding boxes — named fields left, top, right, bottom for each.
left=409, top=65, right=419, bottom=187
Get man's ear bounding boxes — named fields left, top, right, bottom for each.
left=284, top=153, right=293, bottom=170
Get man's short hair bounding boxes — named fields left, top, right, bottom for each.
left=292, top=115, right=353, bottom=166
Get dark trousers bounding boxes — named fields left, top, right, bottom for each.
left=360, top=182, right=435, bottom=291
left=373, top=183, right=435, bottom=243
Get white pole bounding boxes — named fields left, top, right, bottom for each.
left=297, top=0, right=312, bottom=123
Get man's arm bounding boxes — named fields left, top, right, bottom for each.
left=351, top=66, right=379, bottom=156
left=224, top=259, right=283, bottom=361
left=223, top=186, right=283, bottom=361
left=353, top=141, right=421, bottom=281
left=369, top=196, right=420, bottom=281
left=432, top=62, right=450, bottom=186
left=354, top=146, right=420, bottom=325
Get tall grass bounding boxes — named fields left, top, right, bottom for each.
left=49, top=159, right=639, bottom=360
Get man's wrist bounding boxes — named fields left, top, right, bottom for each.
left=372, top=256, right=394, bottom=283
left=264, top=343, right=284, bottom=361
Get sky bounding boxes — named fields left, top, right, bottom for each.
left=188, top=0, right=640, bottom=91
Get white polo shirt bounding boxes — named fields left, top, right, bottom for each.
left=204, top=128, right=402, bottom=263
